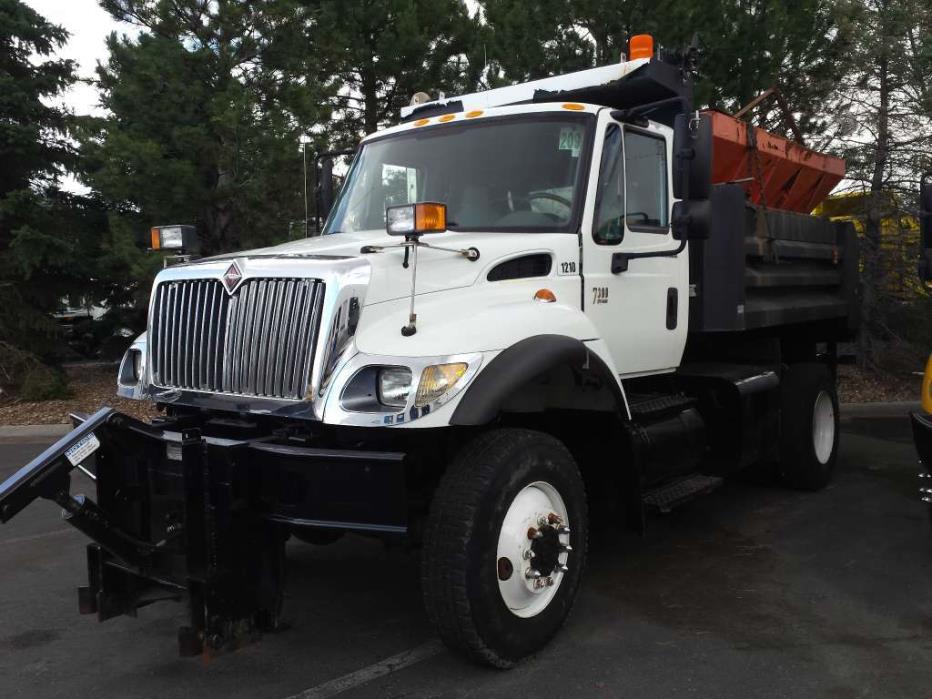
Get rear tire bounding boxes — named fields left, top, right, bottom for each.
left=421, top=428, right=588, bottom=668
left=779, top=362, right=839, bottom=490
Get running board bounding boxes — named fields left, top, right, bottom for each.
left=642, top=475, right=723, bottom=513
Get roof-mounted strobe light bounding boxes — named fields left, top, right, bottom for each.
left=628, top=34, right=654, bottom=61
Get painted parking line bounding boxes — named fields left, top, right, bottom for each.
left=284, top=640, right=443, bottom=699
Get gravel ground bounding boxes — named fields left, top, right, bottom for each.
left=837, top=363, right=922, bottom=403
left=0, top=364, right=161, bottom=425
left=0, top=362, right=921, bottom=426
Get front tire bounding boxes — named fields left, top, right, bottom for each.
left=780, top=362, right=839, bottom=490
left=422, top=428, right=588, bottom=668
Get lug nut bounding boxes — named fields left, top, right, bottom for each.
left=557, top=525, right=570, bottom=534
left=523, top=549, right=535, bottom=560
left=525, top=568, right=542, bottom=580
left=561, top=544, right=573, bottom=552
left=527, top=527, right=543, bottom=540
left=558, top=564, right=569, bottom=573
left=547, top=512, right=562, bottom=525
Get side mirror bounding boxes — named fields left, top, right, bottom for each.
left=672, top=112, right=713, bottom=201
left=671, top=199, right=710, bottom=241
left=920, top=172, right=932, bottom=283
left=315, top=148, right=356, bottom=232
left=317, top=156, right=335, bottom=221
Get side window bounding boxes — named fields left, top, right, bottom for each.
left=624, top=130, right=668, bottom=230
left=593, top=124, right=625, bottom=245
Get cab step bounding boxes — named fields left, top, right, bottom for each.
left=642, top=474, right=723, bottom=513
left=627, top=393, right=695, bottom=421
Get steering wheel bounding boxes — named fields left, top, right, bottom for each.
left=529, top=192, right=573, bottom=210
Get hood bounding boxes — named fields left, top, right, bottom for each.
left=206, top=230, right=577, bottom=306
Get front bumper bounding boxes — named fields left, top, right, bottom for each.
left=0, top=408, right=408, bottom=655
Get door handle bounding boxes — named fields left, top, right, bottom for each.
left=611, top=253, right=630, bottom=274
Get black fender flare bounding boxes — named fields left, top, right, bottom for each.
left=449, top=334, right=627, bottom=426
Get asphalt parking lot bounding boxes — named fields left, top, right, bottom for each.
left=2, top=413, right=931, bottom=698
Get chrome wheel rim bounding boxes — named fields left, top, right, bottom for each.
left=495, top=480, right=570, bottom=618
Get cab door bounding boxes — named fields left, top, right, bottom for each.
left=581, top=113, right=688, bottom=376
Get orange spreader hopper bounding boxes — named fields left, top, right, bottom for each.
left=705, top=110, right=845, bottom=214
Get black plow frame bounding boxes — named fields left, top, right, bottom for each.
left=0, top=408, right=407, bottom=657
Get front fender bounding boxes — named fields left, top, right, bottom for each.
left=450, top=335, right=627, bottom=425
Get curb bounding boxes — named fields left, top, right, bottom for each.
left=839, top=401, right=922, bottom=419
left=0, top=424, right=71, bottom=440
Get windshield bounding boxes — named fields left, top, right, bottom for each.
left=323, top=113, right=593, bottom=234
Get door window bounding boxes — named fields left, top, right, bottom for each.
left=624, top=130, right=668, bottom=231
left=593, top=125, right=625, bottom=244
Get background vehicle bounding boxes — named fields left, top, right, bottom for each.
left=913, top=173, right=932, bottom=512
left=0, top=36, right=860, bottom=668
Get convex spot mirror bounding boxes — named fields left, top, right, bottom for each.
left=672, top=112, right=712, bottom=201
left=671, top=199, right=710, bottom=241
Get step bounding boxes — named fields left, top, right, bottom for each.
left=642, top=474, right=723, bottom=513
left=627, top=393, right=695, bottom=420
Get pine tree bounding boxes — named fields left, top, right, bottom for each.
left=83, top=0, right=330, bottom=254
left=306, top=0, right=484, bottom=140
left=824, top=0, right=932, bottom=367
left=480, top=0, right=853, bottom=142
left=0, top=0, right=102, bottom=363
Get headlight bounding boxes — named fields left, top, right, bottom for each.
left=150, top=224, right=198, bottom=252
left=416, top=363, right=467, bottom=407
left=377, top=367, right=413, bottom=408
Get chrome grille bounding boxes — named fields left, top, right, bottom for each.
left=150, top=278, right=324, bottom=399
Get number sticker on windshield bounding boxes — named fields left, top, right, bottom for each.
left=558, top=127, right=583, bottom=156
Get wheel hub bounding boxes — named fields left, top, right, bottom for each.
left=496, top=482, right=571, bottom=617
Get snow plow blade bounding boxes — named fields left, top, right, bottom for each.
left=0, top=407, right=287, bottom=656
left=0, top=406, right=408, bottom=657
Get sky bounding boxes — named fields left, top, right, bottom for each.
left=24, top=0, right=136, bottom=116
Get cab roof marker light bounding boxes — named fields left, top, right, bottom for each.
left=465, top=110, right=484, bottom=118
left=562, top=103, right=585, bottom=111
left=413, top=118, right=430, bottom=127
left=438, top=114, right=456, bottom=123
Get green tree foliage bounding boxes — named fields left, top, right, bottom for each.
left=307, top=0, right=484, bottom=139
left=479, top=0, right=591, bottom=84
left=82, top=0, right=330, bottom=254
left=480, top=0, right=854, bottom=140
left=0, top=0, right=103, bottom=362
left=822, top=0, right=932, bottom=366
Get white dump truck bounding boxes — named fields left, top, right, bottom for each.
left=0, top=36, right=859, bottom=667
